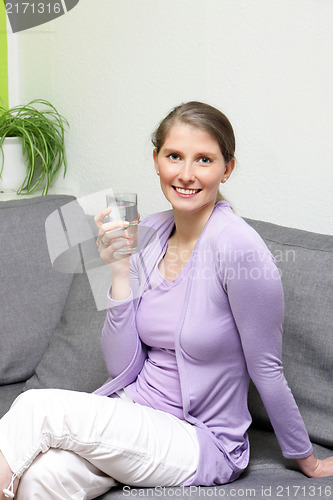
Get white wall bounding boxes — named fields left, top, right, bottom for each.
left=7, top=0, right=333, bottom=234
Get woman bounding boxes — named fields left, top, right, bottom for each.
left=1, top=101, right=333, bottom=499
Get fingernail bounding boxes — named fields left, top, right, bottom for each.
left=123, top=221, right=130, bottom=227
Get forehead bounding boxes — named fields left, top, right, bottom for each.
left=162, top=124, right=220, bottom=152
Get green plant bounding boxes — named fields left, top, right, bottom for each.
left=0, top=99, right=69, bottom=195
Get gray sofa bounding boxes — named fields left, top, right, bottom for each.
left=0, top=194, right=332, bottom=500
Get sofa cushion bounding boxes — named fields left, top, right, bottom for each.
left=0, top=195, right=75, bottom=385
left=24, top=270, right=109, bottom=393
left=244, top=218, right=333, bottom=448
left=96, top=430, right=333, bottom=499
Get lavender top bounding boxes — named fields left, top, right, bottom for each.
left=125, top=262, right=186, bottom=419
left=94, top=201, right=313, bottom=486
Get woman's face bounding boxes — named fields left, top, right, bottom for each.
left=153, top=124, right=235, bottom=216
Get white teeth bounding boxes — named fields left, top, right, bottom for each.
left=175, top=187, right=200, bottom=195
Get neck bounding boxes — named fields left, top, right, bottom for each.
left=171, top=202, right=216, bottom=247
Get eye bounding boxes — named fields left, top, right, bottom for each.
left=167, top=153, right=181, bottom=162
left=198, top=156, right=212, bottom=165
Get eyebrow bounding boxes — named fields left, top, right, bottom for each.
left=196, top=152, right=218, bottom=159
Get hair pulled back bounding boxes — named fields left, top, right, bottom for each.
left=152, top=101, right=235, bottom=163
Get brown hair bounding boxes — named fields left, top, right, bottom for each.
left=152, top=101, right=235, bottom=202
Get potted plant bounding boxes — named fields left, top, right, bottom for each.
left=0, top=99, right=69, bottom=195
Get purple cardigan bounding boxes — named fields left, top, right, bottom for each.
left=94, top=201, right=313, bottom=486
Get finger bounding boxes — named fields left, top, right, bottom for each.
left=97, top=234, right=109, bottom=248
left=96, top=227, right=113, bottom=247
left=98, top=230, right=129, bottom=248
left=96, top=221, right=127, bottom=243
left=110, top=237, right=132, bottom=253
left=101, top=220, right=130, bottom=233
left=98, top=236, right=132, bottom=259
left=94, top=208, right=112, bottom=228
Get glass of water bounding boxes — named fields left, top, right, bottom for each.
left=105, top=193, right=138, bottom=255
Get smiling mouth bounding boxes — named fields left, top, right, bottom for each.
left=173, top=186, right=202, bottom=195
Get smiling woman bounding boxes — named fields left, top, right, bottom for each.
left=151, top=102, right=235, bottom=243
left=1, top=102, right=333, bottom=500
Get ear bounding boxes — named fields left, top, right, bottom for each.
left=153, top=148, right=159, bottom=174
left=221, top=158, right=236, bottom=183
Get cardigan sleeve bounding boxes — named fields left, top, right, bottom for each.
left=101, top=252, right=146, bottom=380
left=219, top=227, right=313, bottom=459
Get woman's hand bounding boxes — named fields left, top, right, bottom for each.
left=95, top=208, right=135, bottom=301
left=94, top=208, right=131, bottom=275
left=296, top=453, right=333, bottom=477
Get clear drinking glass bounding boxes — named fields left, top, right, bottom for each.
left=105, top=193, right=138, bottom=255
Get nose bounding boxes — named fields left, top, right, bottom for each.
left=178, top=160, right=195, bottom=183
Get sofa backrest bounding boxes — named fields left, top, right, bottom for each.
left=0, top=195, right=75, bottom=384
left=245, top=218, right=333, bottom=448
left=0, top=195, right=109, bottom=404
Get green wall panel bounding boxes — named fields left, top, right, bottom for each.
left=0, top=2, right=8, bottom=107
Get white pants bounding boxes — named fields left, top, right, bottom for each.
left=0, top=389, right=199, bottom=499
